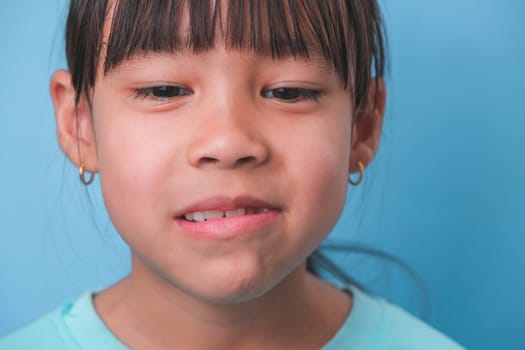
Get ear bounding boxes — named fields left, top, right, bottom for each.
left=50, top=70, right=98, bottom=172
left=349, top=78, right=386, bottom=173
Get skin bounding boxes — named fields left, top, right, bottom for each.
left=50, top=43, right=385, bottom=350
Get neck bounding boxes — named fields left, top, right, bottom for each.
left=94, top=255, right=351, bottom=350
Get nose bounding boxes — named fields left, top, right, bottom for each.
left=186, top=107, right=270, bottom=170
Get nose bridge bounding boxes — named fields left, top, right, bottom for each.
left=187, top=83, right=269, bottom=169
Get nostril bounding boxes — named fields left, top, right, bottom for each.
left=201, top=157, right=219, bottom=164
left=235, top=156, right=257, bottom=166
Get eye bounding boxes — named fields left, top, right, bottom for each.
left=261, top=87, right=321, bottom=103
left=133, top=85, right=192, bottom=100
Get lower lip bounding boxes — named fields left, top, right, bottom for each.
left=175, top=210, right=281, bottom=239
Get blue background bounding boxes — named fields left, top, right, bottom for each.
left=1, top=1, right=524, bottom=349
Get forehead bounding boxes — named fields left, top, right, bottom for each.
left=101, top=0, right=350, bottom=79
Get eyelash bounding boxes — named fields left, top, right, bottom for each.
left=133, top=86, right=192, bottom=100
left=132, top=86, right=322, bottom=103
left=261, top=87, right=322, bottom=103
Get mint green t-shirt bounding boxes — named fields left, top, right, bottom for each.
left=0, top=285, right=464, bottom=349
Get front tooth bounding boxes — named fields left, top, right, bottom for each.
left=184, top=212, right=194, bottom=221
left=225, top=208, right=246, bottom=218
left=204, top=211, right=224, bottom=221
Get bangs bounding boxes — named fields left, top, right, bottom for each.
left=66, top=0, right=386, bottom=109
left=105, top=0, right=350, bottom=79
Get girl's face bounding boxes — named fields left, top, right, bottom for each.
left=53, top=0, right=387, bottom=301
left=86, top=47, right=354, bottom=302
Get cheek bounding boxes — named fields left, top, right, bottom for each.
left=295, top=140, right=350, bottom=234
left=278, top=113, right=352, bottom=247
left=99, top=144, right=156, bottom=244
left=91, top=109, right=179, bottom=242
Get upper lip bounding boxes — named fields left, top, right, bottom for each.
left=174, top=195, right=280, bottom=217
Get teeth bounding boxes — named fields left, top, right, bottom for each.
left=192, top=212, right=205, bottom=222
left=183, top=208, right=268, bottom=222
left=203, top=211, right=224, bottom=220
left=246, top=208, right=269, bottom=214
left=184, top=211, right=223, bottom=222
left=225, top=208, right=246, bottom=217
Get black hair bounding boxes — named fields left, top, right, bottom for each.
left=65, top=0, right=386, bottom=111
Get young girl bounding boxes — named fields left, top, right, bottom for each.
left=1, top=1, right=464, bottom=349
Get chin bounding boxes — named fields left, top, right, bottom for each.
left=204, top=267, right=272, bottom=303
left=181, top=257, right=288, bottom=305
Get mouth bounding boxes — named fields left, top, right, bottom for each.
left=183, top=208, right=270, bottom=223
left=174, top=195, right=281, bottom=238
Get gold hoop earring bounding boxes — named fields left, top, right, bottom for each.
left=79, top=163, right=95, bottom=186
left=348, top=161, right=364, bottom=186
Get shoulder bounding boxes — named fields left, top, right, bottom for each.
left=378, top=299, right=465, bottom=349
left=0, top=291, right=126, bottom=350
left=0, top=303, right=74, bottom=350
left=324, top=285, right=466, bottom=350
